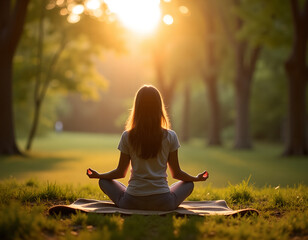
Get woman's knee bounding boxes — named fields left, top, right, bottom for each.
left=98, top=179, right=112, bottom=191
left=186, top=181, right=194, bottom=193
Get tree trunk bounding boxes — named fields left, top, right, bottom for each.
left=206, top=76, right=221, bottom=145
left=203, top=9, right=222, bottom=146
left=0, top=54, right=21, bottom=154
left=25, top=1, right=44, bottom=151
left=181, top=83, right=190, bottom=142
left=233, top=40, right=260, bottom=149
left=0, top=0, right=30, bottom=155
left=284, top=64, right=307, bottom=155
left=283, top=0, right=308, bottom=156
left=154, top=52, right=176, bottom=119
left=26, top=102, right=42, bottom=151
left=219, top=5, right=261, bottom=149
left=234, top=75, right=252, bottom=149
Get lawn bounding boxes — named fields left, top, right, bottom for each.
left=0, top=132, right=307, bottom=240
left=0, top=179, right=307, bottom=240
left=0, top=132, right=307, bottom=188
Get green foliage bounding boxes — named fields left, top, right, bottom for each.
left=13, top=0, right=125, bottom=140
left=250, top=46, right=289, bottom=141
left=14, top=92, right=68, bottom=138
left=235, top=0, right=292, bottom=47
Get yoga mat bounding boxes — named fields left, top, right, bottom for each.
left=49, top=198, right=259, bottom=216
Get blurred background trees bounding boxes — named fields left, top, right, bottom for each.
left=18, top=0, right=124, bottom=150
left=1, top=0, right=307, bottom=156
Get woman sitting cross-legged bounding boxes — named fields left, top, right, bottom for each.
left=87, top=85, right=209, bottom=211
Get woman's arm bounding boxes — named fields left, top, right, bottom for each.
left=168, top=150, right=208, bottom=182
left=87, top=152, right=130, bottom=179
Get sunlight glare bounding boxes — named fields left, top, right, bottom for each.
left=104, top=0, right=161, bottom=34
left=179, top=6, right=189, bottom=15
left=60, top=8, right=68, bottom=16
left=92, top=8, right=103, bottom=17
left=163, top=14, right=173, bottom=25
left=67, top=14, right=80, bottom=23
left=72, top=4, right=85, bottom=15
left=56, top=0, right=65, bottom=6
left=85, top=0, right=101, bottom=10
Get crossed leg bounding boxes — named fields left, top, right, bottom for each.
left=98, top=179, right=126, bottom=207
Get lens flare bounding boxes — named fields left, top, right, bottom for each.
left=85, top=0, right=101, bottom=10
left=72, top=4, right=84, bottom=15
left=104, top=0, right=161, bottom=34
left=163, top=14, right=173, bottom=25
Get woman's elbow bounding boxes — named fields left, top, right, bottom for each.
left=171, top=171, right=182, bottom=180
left=118, top=170, right=127, bottom=178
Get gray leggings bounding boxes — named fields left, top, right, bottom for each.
left=99, top=179, right=194, bottom=211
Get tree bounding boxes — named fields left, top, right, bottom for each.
left=284, top=0, right=308, bottom=155
left=218, top=0, right=261, bottom=149
left=199, top=0, right=222, bottom=145
left=171, top=0, right=223, bottom=145
left=152, top=46, right=177, bottom=115
left=0, top=0, right=30, bottom=155
left=21, top=0, right=124, bottom=150
left=181, top=81, right=191, bottom=142
left=235, top=0, right=307, bottom=155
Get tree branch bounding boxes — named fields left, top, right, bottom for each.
left=39, top=34, right=67, bottom=101
left=247, top=45, right=261, bottom=82
left=34, top=1, right=45, bottom=103
left=235, top=40, right=246, bottom=77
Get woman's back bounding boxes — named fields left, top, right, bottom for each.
left=118, top=129, right=180, bottom=196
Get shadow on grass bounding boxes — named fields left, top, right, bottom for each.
left=0, top=154, right=79, bottom=180
left=109, top=214, right=204, bottom=240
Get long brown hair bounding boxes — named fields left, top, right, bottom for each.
left=125, top=85, right=170, bottom=159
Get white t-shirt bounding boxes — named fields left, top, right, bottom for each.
left=117, top=129, right=180, bottom=196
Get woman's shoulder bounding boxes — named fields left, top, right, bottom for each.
left=164, top=129, right=178, bottom=140
left=122, top=130, right=129, bottom=136
left=166, top=129, right=176, bottom=135
left=120, top=130, right=129, bottom=141
left=163, top=129, right=180, bottom=151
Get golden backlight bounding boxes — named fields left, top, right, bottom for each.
left=104, top=0, right=161, bottom=35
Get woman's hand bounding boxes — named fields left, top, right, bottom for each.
left=86, top=168, right=100, bottom=179
left=196, top=171, right=209, bottom=181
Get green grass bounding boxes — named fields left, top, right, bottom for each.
left=0, top=132, right=307, bottom=239
left=0, top=179, right=307, bottom=240
left=0, top=132, right=307, bottom=188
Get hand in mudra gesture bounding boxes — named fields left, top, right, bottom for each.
left=196, top=171, right=209, bottom=181
left=86, top=168, right=100, bottom=178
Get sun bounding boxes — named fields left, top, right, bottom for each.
left=104, top=0, right=161, bottom=35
